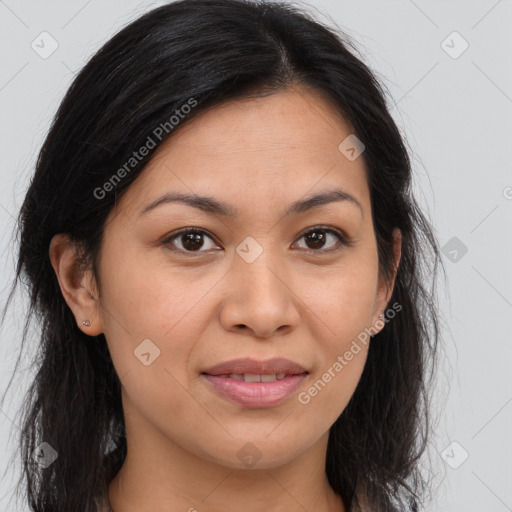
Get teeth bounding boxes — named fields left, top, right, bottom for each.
left=213, top=373, right=291, bottom=381
left=224, top=373, right=289, bottom=382
left=243, top=373, right=261, bottom=382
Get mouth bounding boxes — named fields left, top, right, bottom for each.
left=201, top=357, right=309, bottom=408
left=204, top=372, right=299, bottom=382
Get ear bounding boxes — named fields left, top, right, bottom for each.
left=371, top=228, right=402, bottom=332
left=49, top=233, right=103, bottom=336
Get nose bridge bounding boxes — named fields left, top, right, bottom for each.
left=235, top=236, right=287, bottom=305
left=220, top=235, right=299, bottom=337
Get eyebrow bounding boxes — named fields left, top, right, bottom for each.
left=140, top=188, right=363, bottom=218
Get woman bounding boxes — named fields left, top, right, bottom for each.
left=1, top=0, right=444, bottom=510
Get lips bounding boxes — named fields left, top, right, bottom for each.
left=201, top=357, right=309, bottom=408
left=202, top=357, right=308, bottom=377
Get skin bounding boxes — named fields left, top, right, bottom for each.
left=50, top=85, right=401, bottom=512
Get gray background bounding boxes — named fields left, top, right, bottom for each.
left=0, top=1, right=511, bottom=510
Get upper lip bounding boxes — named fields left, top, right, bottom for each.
left=202, top=357, right=308, bottom=376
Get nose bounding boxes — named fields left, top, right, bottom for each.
left=218, top=247, right=300, bottom=339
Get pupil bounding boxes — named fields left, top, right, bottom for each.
left=183, top=233, right=203, bottom=251
left=307, top=231, right=325, bottom=249
left=179, top=231, right=327, bottom=252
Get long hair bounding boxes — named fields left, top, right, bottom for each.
left=0, top=1, right=445, bottom=510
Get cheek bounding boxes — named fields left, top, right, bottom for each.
left=299, top=345, right=369, bottom=433
left=298, top=258, right=378, bottom=342
left=96, top=243, right=205, bottom=381
left=296, top=272, right=374, bottom=422
left=293, top=259, right=376, bottom=409
left=99, top=236, right=213, bottom=335
left=98, top=261, right=206, bottom=426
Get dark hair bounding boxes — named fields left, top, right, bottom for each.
left=1, top=0, right=445, bottom=510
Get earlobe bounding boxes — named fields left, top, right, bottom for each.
left=48, top=234, right=103, bottom=336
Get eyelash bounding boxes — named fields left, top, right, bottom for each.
left=162, top=225, right=354, bottom=256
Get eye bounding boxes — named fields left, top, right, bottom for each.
left=162, top=225, right=353, bottom=256
left=294, top=225, right=350, bottom=253
left=163, top=228, right=219, bottom=254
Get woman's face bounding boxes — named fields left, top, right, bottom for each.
left=81, top=86, right=400, bottom=469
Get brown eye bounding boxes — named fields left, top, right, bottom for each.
left=162, top=225, right=351, bottom=257
left=163, top=228, right=219, bottom=254
left=295, top=226, right=349, bottom=253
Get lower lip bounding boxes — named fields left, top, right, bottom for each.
left=201, top=373, right=308, bottom=408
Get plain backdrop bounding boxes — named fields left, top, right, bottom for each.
left=0, top=1, right=511, bottom=511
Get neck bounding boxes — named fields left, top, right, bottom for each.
left=107, top=394, right=346, bottom=512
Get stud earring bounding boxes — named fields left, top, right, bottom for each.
left=379, top=312, right=385, bottom=321
left=82, top=320, right=91, bottom=326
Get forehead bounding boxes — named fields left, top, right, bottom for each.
left=117, top=86, right=370, bottom=218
